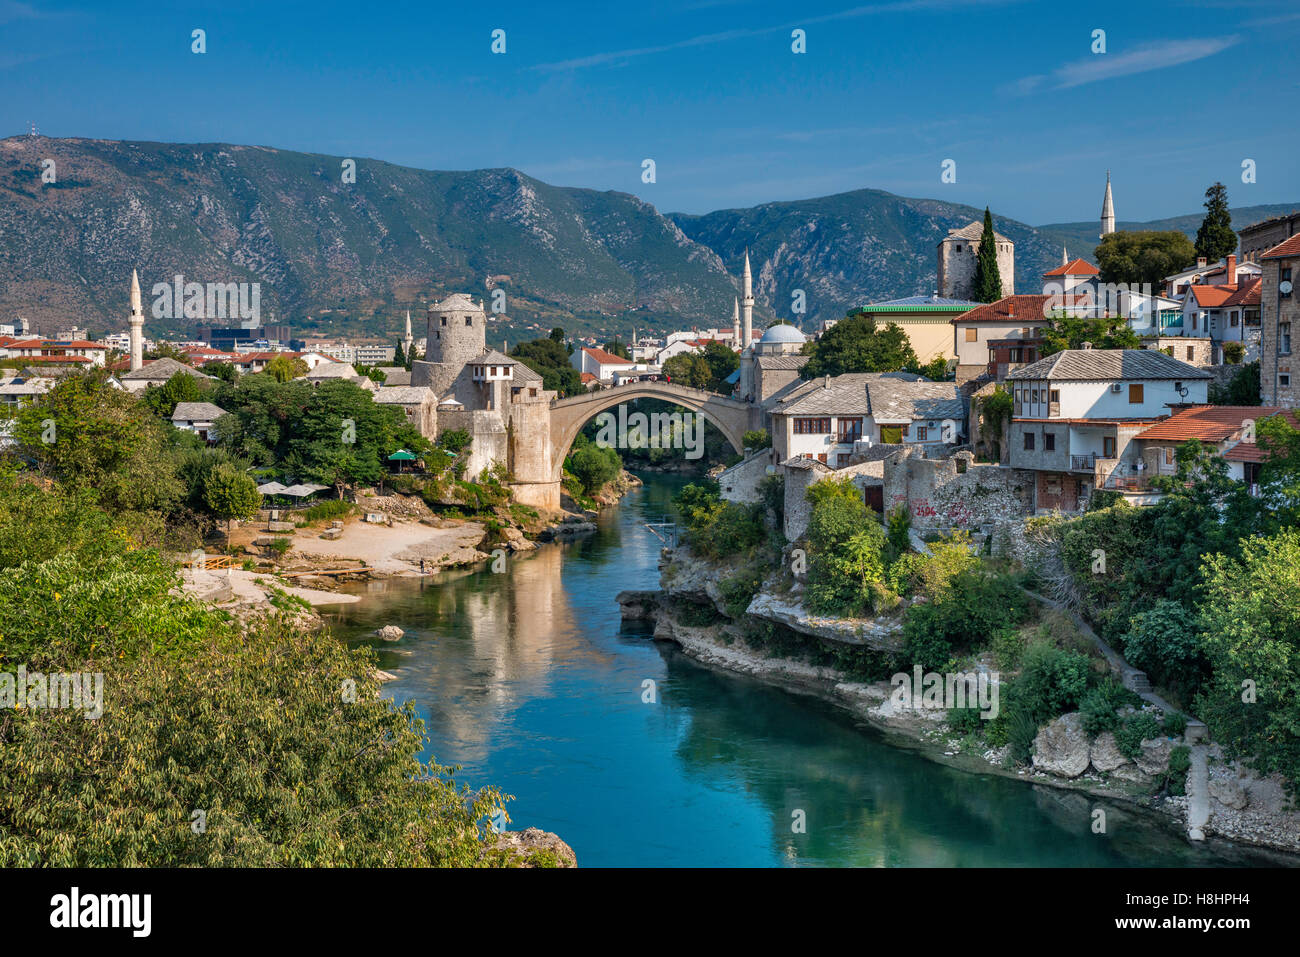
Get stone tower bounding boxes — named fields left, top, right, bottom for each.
left=741, top=250, right=754, bottom=349
left=937, top=221, right=1015, bottom=300
left=128, top=268, right=145, bottom=372
left=411, top=293, right=488, bottom=396
left=1101, top=171, right=1115, bottom=238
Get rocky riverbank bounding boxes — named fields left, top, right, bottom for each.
left=621, top=547, right=1300, bottom=860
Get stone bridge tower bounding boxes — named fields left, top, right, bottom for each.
left=412, top=293, right=487, bottom=396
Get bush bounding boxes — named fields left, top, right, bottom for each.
left=947, top=706, right=984, bottom=736
left=805, top=523, right=889, bottom=616
left=566, top=444, right=622, bottom=496
left=299, top=499, right=353, bottom=524
left=1115, top=712, right=1163, bottom=759
left=1122, top=599, right=1206, bottom=698
left=902, top=571, right=1029, bottom=670
left=1007, top=705, right=1041, bottom=765
left=885, top=506, right=911, bottom=560
left=1079, top=678, right=1141, bottom=738
left=1013, top=642, right=1091, bottom=724
left=1165, top=745, right=1192, bottom=795
left=438, top=429, right=472, bottom=454
left=1162, top=710, right=1188, bottom=738
left=742, top=429, right=771, bottom=450
left=1222, top=341, right=1245, bottom=364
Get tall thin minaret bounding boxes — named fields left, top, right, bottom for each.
left=1100, top=171, right=1115, bottom=238
left=403, top=310, right=414, bottom=356
left=128, top=269, right=144, bottom=372
left=741, top=250, right=754, bottom=349
left=1062, top=246, right=1069, bottom=267
left=732, top=297, right=740, bottom=346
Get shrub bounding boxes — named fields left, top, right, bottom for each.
left=1115, top=712, right=1163, bottom=758
left=1122, top=599, right=1206, bottom=698
left=299, top=499, right=353, bottom=524
left=805, top=524, right=889, bottom=616
left=566, top=444, right=622, bottom=496
left=1014, top=642, right=1091, bottom=724
left=1222, top=341, right=1244, bottom=364
left=885, top=506, right=911, bottom=560
left=948, top=706, right=984, bottom=736
left=719, top=569, right=763, bottom=618
left=742, top=429, right=771, bottom=450
left=1162, top=710, right=1188, bottom=738
left=902, top=571, right=1029, bottom=670
left=1165, top=745, right=1192, bottom=795
left=1007, top=705, right=1041, bottom=765
left=438, top=429, right=472, bottom=454
left=1079, top=678, right=1140, bottom=738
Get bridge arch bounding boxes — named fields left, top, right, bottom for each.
left=547, top=382, right=752, bottom=483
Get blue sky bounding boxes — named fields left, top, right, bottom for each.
left=2, top=0, right=1297, bottom=224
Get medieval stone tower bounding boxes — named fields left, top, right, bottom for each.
left=937, top=221, right=1015, bottom=300
left=412, top=293, right=487, bottom=396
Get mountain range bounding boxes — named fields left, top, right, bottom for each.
left=2, top=135, right=1294, bottom=342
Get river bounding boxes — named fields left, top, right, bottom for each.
left=325, top=473, right=1283, bottom=867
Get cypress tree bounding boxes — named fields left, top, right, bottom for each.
left=972, top=207, right=1003, bottom=303
left=1195, top=182, right=1236, bottom=264
left=394, top=339, right=406, bottom=368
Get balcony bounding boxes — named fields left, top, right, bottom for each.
left=1070, top=453, right=1096, bottom=471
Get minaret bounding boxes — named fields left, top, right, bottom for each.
left=1062, top=246, right=1069, bottom=267
left=403, top=310, right=414, bottom=356
left=741, top=250, right=754, bottom=349
left=732, top=297, right=740, bottom=346
left=128, top=269, right=144, bottom=372
left=1100, top=171, right=1115, bottom=238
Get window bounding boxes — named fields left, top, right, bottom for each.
left=794, top=417, right=831, bottom=434
left=465, top=317, right=472, bottom=326
left=916, top=426, right=929, bottom=441
left=1031, top=389, right=1039, bottom=403
left=836, top=453, right=852, bottom=467
left=1231, top=312, right=1239, bottom=327
left=1023, top=431, right=1035, bottom=451
left=965, top=328, right=978, bottom=342
left=1187, top=346, right=1194, bottom=360
left=1128, top=383, right=1144, bottom=404
left=837, top=417, right=863, bottom=442
left=1103, top=436, right=1116, bottom=458
left=1044, top=432, right=1055, bottom=451
left=440, top=317, right=447, bottom=326
left=1049, top=389, right=1059, bottom=403
left=1164, top=448, right=1174, bottom=466
left=1282, top=375, right=1292, bottom=388
left=1281, top=323, right=1292, bottom=356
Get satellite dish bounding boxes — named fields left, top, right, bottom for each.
left=1281, top=280, right=1294, bottom=295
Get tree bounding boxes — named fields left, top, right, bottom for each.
left=141, top=370, right=205, bottom=418
left=662, top=352, right=711, bottom=389
left=204, top=361, right=238, bottom=384
left=203, top=462, right=261, bottom=543
left=13, top=371, right=183, bottom=514
left=1095, top=231, right=1197, bottom=289
left=1040, top=314, right=1142, bottom=355
left=1208, top=361, right=1260, bottom=406
left=566, top=443, right=621, bottom=496
left=972, top=208, right=1003, bottom=303
left=263, top=354, right=308, bottom=383
left=602, top=338, right=631, bottom=360
left=1195, top=182, right=1236, bottom=264
left=800, top=313, right=918, bottom=379
left=511, top=336, right=583, bottom=396
left=1196, top=528, right=1300, bottom=793
left=394, top=340, right=407, bottom=368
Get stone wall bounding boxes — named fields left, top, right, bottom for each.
left=883, top=447, right=1034, bottom=531
left=438, top=408, right=507, bottom=482
left=718, top=450, right=774, bottom=504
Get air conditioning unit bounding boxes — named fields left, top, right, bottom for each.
left=1110, top=383, right=1122, bottom=393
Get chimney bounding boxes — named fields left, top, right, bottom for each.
left=1196, top=257, right=1207, bottom=269
left=1007, top=301, right=1015, bottom=317
left=1226, top=254, right=1237, bottom=283
left=824, top=375, right=830, bottom=389
left=1081, top=341, right=1093, bottom=350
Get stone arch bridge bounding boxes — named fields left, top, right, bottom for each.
left=508, top=381, right=760, bottom=508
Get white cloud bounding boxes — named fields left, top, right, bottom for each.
left=1008, top=36, right=1241, bottom=95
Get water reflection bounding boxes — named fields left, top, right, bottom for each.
left=325, top=476, right=1291, bottom=868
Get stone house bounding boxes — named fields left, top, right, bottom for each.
left=1260, top=234, right=1300, bottom=408
left=1006, top=348, right=1210, bottom=510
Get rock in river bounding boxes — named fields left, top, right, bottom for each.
left=1032, top=712, right=1090, bottom=778
left=374, top=624, right=404, bottom=642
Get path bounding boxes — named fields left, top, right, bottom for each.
left=288, top=519, right=486, bottom=575
left=1187, top=744, right=1211, bottom=841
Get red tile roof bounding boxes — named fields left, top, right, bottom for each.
left=579, top=372, right=597, bottom=383
left=1043, top=258, right=1100, bottom=277
left=1221, top=411, right=1300, bottom=461
left=581, top=346, right=634, bottom=365
left=20, top=354, right=92, bottom=364
left=1262, top=234, right=1300, bottom=260
left=1137, top=405, right=1275, bottom=443
left=1186, top=284, right=1238, bottom=307
left=954, top=294, right=1088, bottom=324
left=1221, top=278, right=1262, bottom=308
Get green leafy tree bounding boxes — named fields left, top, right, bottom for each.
left=263, top=354, right=309, bottom=383
left=800, top=313, right=918, bottom=379
left=1095, top=230, right=1197, bottom=289
left=1040, top=314, right=1142, bottom=355
left=511, top=337, right=583, bottom=397
left=141, top=369, right=205, bottom=418
left=203, top=462, right=261, bottom=543
left=13, top=371, right=183, bottom=514
left=1208, top=361, right=1260, bottom=406
left=972, top=207, right=1003, bottom=303
left=394, top=339, right=407, bottom=368
left=1196, top=529, right=1300, bottom=793
left=662, top=352, right=711, bottom=388
left=602, top=338, right=631, bottom=360
left=566, top=443, right=622, bottom=496
left=1195, top=182, right=1236, bottom=264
